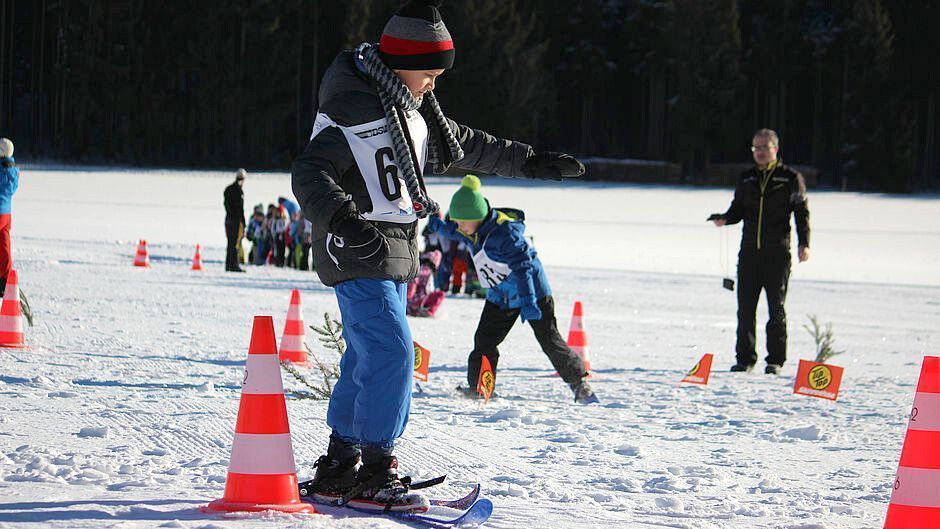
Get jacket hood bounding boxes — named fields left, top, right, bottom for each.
left=318, top=50, right=378, bottom=108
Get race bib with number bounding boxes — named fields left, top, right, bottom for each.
left=310, top=111, right=428, bottom=224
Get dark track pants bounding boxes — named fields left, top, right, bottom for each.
left=736, top=247, right=791, bottom=367
left=467, top=296, right=587, bottom=388
left=224, top=218, right=242, bottom=270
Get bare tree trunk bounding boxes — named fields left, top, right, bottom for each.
left=839, top=55, right=849, bottom=191
left=0, top=0, right=6, bottom=133
left=296, top=2, right=304, bottom=153
left=37, top=0, right=46, bottom=155
left=312, top=0, right=320, bottom=118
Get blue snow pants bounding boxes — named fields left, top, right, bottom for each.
left=327, top=278, right=413, bottom=448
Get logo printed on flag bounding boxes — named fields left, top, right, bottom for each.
left=477, top=356, right=495, bottom=405
left=413, top=341, right=430, bottom=382
left=681, top=354, right=713, bottom=385
left=793, top=359, right=844, bottom=401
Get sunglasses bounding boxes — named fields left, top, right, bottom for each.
left=750, top=145, right=775, bottom=153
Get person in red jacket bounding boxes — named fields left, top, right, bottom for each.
left=0, top=138, right=19, bottom=292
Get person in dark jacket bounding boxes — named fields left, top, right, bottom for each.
left=428, top=176, right=598, bottom=403
left=0, top=138, right=19, bottom=292
left=291, top=0, right=585, bottom=512
left=223, top=168, right=246, bottom=272
left=711, top=129, right=811, bottom=375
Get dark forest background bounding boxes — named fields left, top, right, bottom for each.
left=1, top=0, right=937, bottom=191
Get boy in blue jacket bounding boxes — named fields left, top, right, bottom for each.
left=0, top=138, right=18, bottom=292
left=428, top=175, right=598, bottom=404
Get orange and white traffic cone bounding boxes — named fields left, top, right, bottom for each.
left=191, top=244, right=204, bottom=271
left=884, top=356, right=940, bottom=528
left=0, top=269, right=27, bottom=349
left=279, top=290, right=308, bottom=365
left=133, top=240, right=150, bottom=268
left=204, top=316, right=315, bottom=514
left=567, top=301, right=593, bottom=375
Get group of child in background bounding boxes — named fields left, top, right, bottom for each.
left=245, top=197, right=314, bottom=270
left=240, top=195, right=479, bottom=321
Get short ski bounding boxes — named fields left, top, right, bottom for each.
left=300, top=480, right=481, bottom=512
left=429, top=483, right=480, bottom=510
left=346, top=498, right=493, bottom=527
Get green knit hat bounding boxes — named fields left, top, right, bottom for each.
left=448, top=175, right=488, bottom=221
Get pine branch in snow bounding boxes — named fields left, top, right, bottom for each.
left=280, top=313, right=345, bottom=400
left=804, top=314, right=844, bottom=364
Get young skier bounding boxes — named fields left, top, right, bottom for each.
left=406, top=250, right=445, bottom=317
left=291, top=0, right=585, bottom=513
left=428, top=175, right=598, bottom=404
left=0, top=138, right=19, bottom=292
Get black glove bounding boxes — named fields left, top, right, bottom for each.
left=332, top=216, right=389, bottom=269
left=522, top=151, right=586, bottom=181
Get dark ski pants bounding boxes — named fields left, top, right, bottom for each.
left=224, top=218, right=242, bottom=270
left=467, top=296, right=587, bottom=388
left=736, top=247, right=791, bottom=367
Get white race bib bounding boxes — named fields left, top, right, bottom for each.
left=310, top=111, right=428, bottom=224
left=472, top=238, right=512, bottom=289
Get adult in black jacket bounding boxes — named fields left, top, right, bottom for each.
left=711, top=129, right=810, bottom=374
left=223, top=169, right=246, bottom=272
left=291, top=0, right=584, bottom=512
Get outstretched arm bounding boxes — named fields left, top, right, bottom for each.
left=447, top=119, right=584, bottom=180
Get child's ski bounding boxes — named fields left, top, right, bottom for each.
left=347, top=498, right=493, bottom=527
left=429, top=483, right=480, bottom=510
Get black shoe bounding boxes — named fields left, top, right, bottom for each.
left=298, top=454, right=361, bottom=503
left=765, top=364, right=782, bottom=375
left=570, top=380, right=600, bottom=404
left=730, top=364, right=753, bottom=372
left=348, top=456, right=429, bottom=513
left=225, top=267, right=246, bottom=273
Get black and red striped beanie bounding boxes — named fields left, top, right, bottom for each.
left=379, top=0, right=455, bottom=71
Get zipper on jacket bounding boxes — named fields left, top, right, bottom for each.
left=756, top=164, right=776, bottom=250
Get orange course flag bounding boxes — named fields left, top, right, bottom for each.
left=792, top=359, right=844, bottom=401
left=413, top=341, right=430, bottom=382
left=477, top=356, right=495, bottom=405
left=884, top=356, right=940, bottom=529
left=681, top=353, right=713, bottom=385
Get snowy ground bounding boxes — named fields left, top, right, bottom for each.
left=0, top=168, right=938, bottom=528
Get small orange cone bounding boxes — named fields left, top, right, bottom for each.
left=413, top=341, right=430, bottom=382
left=278, top=290, right=308, bottom=365
left=0, top=270, right=27, bottom=349
left=133, top=240, right=150, bottom=267
left=884, top=356, right=940, bottom=528
left=191, top=244, right=204, bottom=271
left=567, top=301, right=592, bottom=374
left=204, top=316, right=316, bottom=514
left=681, top=354, right=713, bottom=385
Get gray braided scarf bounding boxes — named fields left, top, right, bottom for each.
left=357, top=43, right=464, bottom=219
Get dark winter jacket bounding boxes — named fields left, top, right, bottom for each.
left=292, top=50, right=536, bottom=287
left=721, top=160, right=810, bottom=252
left=433, top=207, right=552, bottom=310
left=0, top=157, right=19, bottom=215
left=223, top=181, right=245, bottom=225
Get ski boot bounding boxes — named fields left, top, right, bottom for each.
left=298, top=454, right=361, bottom=504
left=730, top=363, right=753, bottom=372
left=570, top=379, right=599, bottom=404
left=342, top=456, right=430, bottom=513
left=765, top=364, right=782, bottom=375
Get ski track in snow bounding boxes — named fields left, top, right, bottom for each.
left=0, top=169, right=938, bottom=528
